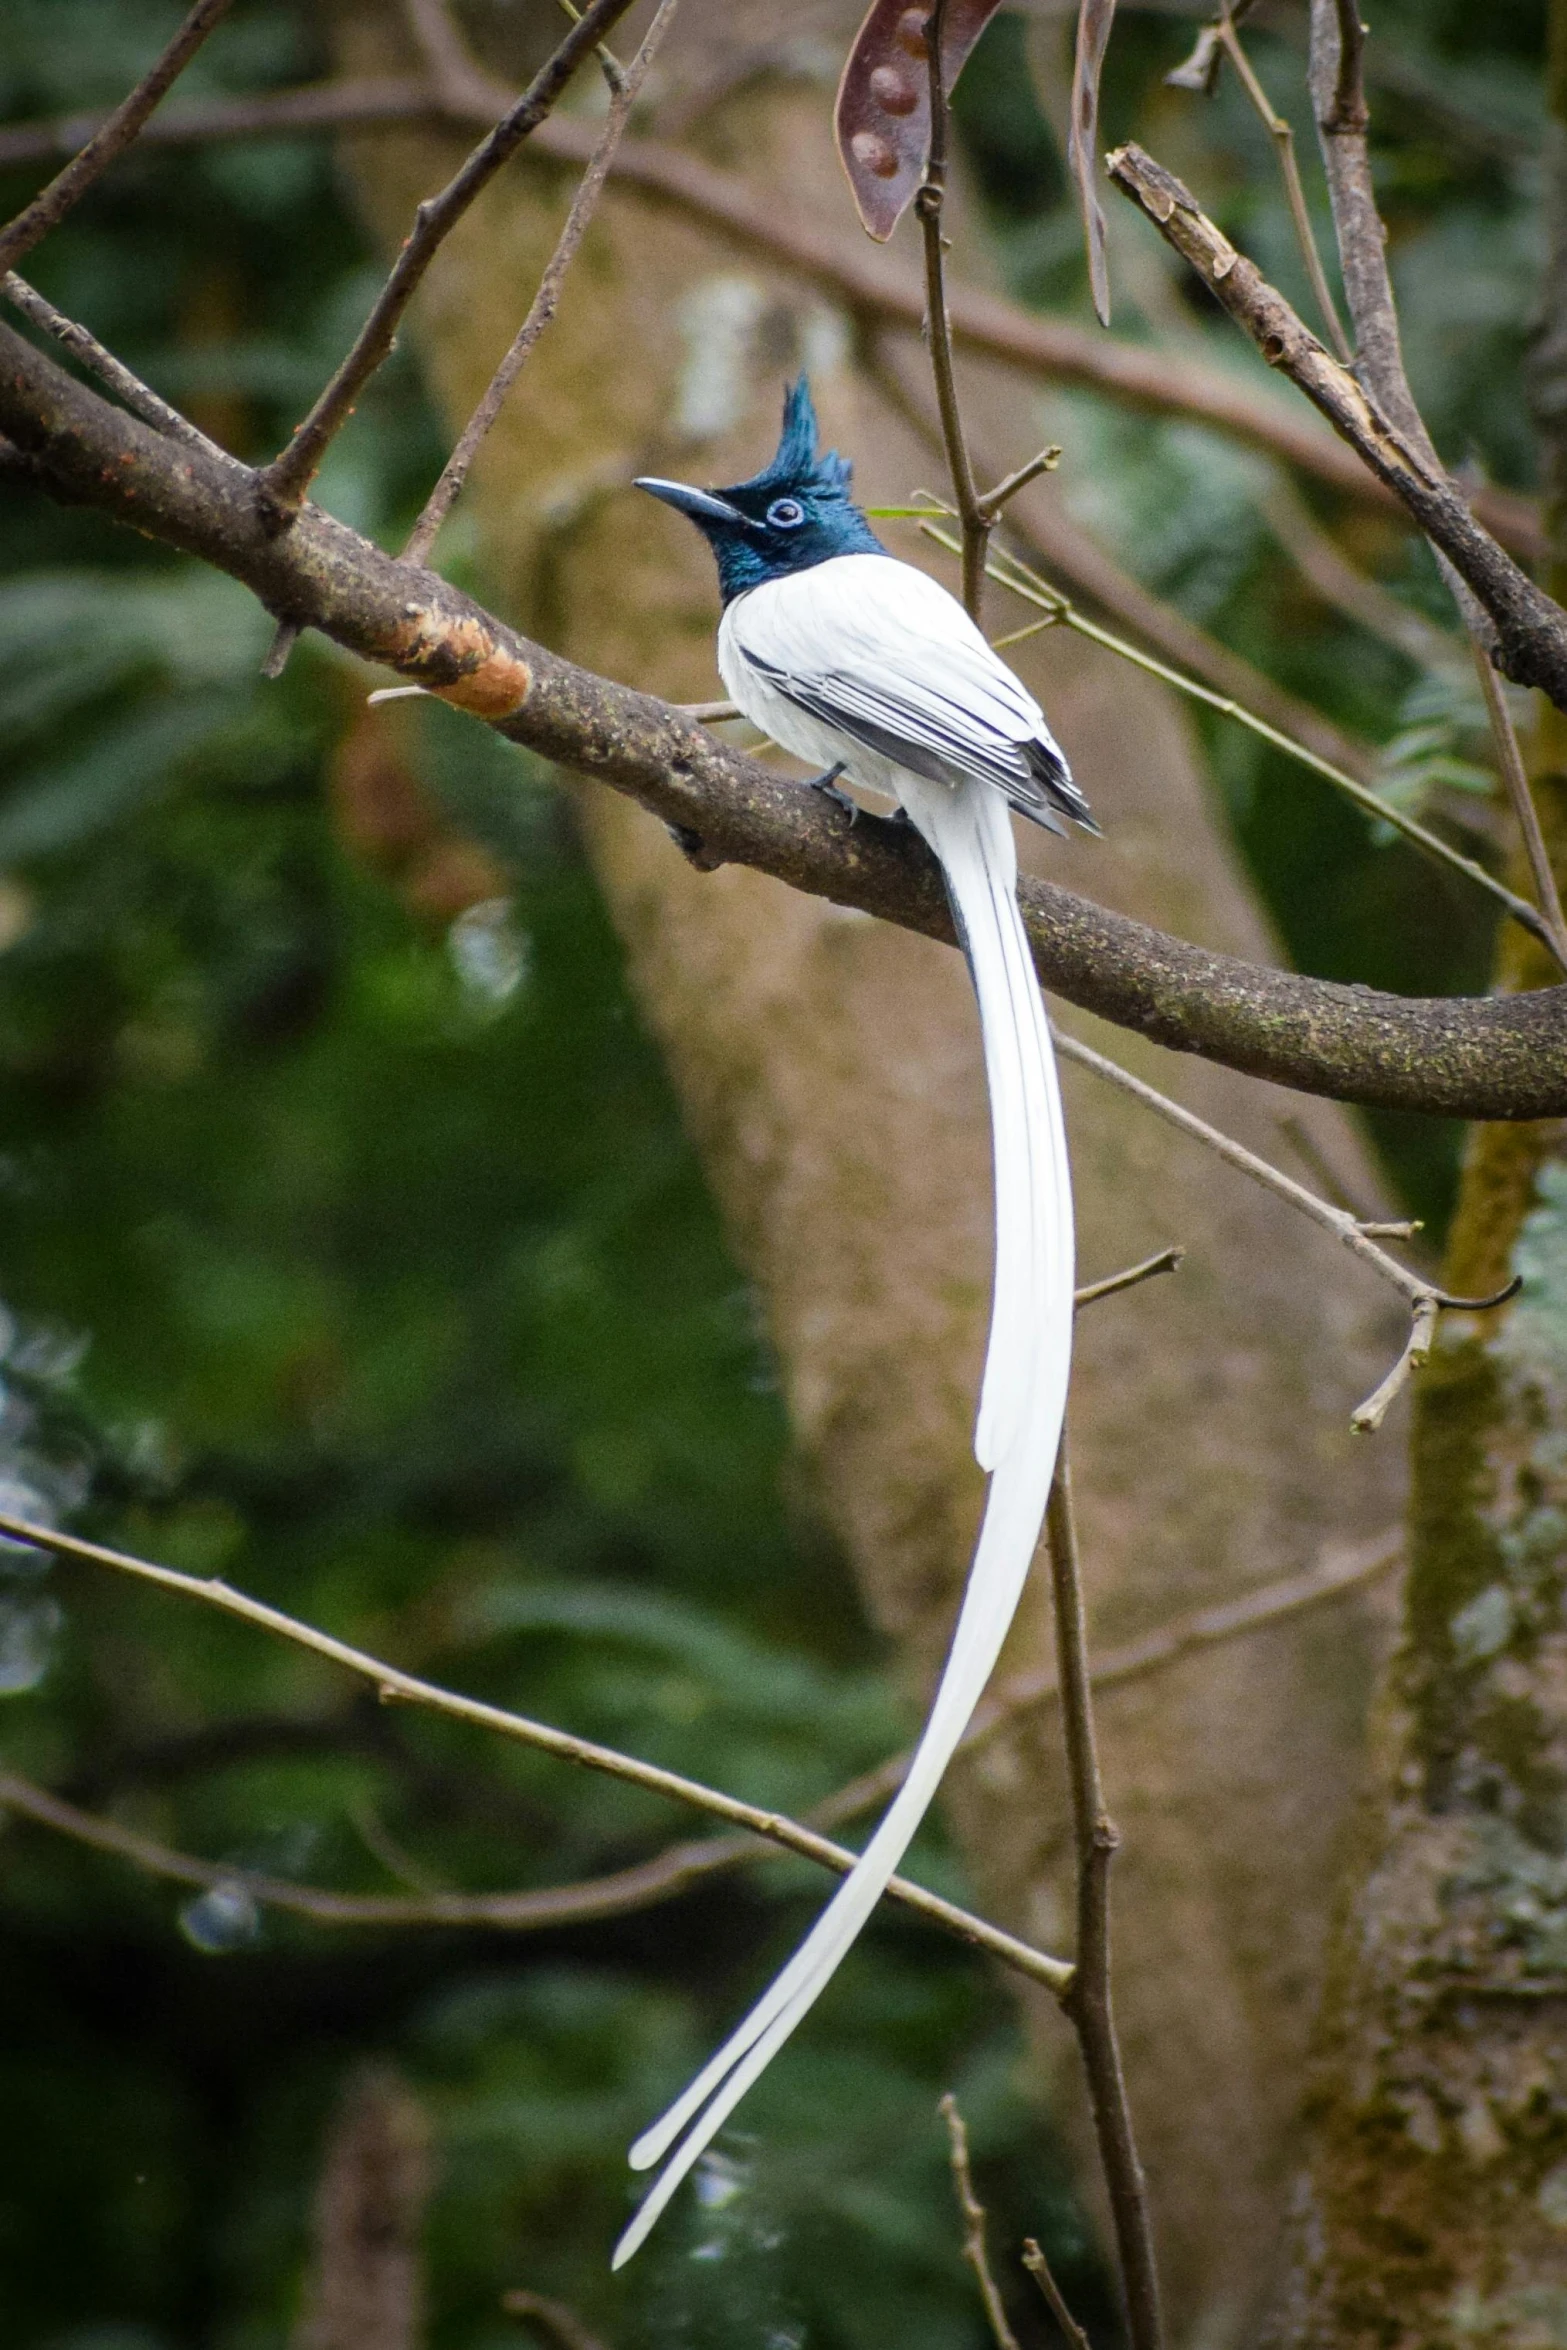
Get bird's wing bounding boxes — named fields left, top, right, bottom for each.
left=728, top=554, right=1095, bottom=834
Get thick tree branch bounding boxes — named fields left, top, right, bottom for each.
left=4, top=320, right=1566, bottom=1120
left=0, top=77, right=1539, bottom=557
left=1106, top=143, right=1567, bottom=711
left=0, top=0, right=233, bottom=278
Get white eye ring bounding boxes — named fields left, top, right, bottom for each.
left=766, top=497, right=805, bottom=528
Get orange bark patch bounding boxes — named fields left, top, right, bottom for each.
left=388, top=608, right=532, bottom=718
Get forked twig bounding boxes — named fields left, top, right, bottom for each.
left=0, top=0, right=233, bottom=278
left=939, top=2094, right=1024, bottom=2350
left=1052, top=1024, right=1520, bottom=1429
left=403, top=0, right=681, bottom=565
left=252, top=0, right=641, bottom=522
left=917, top=518, right=1561, bottom=963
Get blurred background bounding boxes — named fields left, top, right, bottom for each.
left=0, top=2, right=1547, bottom=2345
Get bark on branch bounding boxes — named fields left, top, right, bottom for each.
left=1106, top=142, right=1567, bottom=712
left=3, top=317, right=1565, bottom=1121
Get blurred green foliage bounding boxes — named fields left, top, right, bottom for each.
left=0, top=0, right=1551, bottom=2343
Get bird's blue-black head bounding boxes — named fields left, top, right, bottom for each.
left=635, top=376, right=886, bottom=604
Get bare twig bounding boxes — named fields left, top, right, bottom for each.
left=0, top=75, right=1540, bottom=555
left=6, top=322, right=1567, bottom=1120
left=865, top=342, right=1383, bottom=787
left=821, top=1525, right=1402, bottom=1832
left=554, top=0, right=628, bottom=96
left=1074, top=1247, right=1184, bottom=1309
left=0, top=1528, right=1400, bottom=1948
left=252, top=0, right=642, bottom=521
left=0, top=1526, right=1398, bottom=1954
left=1047, top=1457, right=1164, bottom=2350
left=1023, top=2238, right=1093, bottom=2350
left=0, top=1511, right=1073, bottom=1998
left=402, top=0, right=680, bottom=565
left=1470, top=642, right=1567, bottom=961
left=1069, top=0, right=1119, bottom=325
left=0, top=0, right=233, bottom=279
left=921, top=520, right=1563, bottom=964
left=1, top=273, right=210, bottom=449
left=1212, top=9, right=1351, bottom=359
left=1105, top=142, right=1567, bottom=714
left=1052, top=1023, right=1521, bottom=1428
left=939, top=2094, right=1024, bottom=2350
left=503, top=2291, right=612, bottom=2350
left=915, top=0, right=990, bottom=621
left=979, top=445, right=1061, bottom=520
left=1305, top=0, right=1567, bottom=967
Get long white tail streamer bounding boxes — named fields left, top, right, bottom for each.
left=612, top=774, right=1073, bottom=2269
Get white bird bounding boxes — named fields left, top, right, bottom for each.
left=625, top=377, right=1091, bottom=2266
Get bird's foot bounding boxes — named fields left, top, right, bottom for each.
left=806, top=763, right=858, bottom=823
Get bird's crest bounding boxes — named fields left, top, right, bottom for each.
left=745, top=375, right=854, bottom=499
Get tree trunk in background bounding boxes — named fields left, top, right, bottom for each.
left=1272, top=12, right=1567, bottom=2336
left=335, top=5, right=1402, bottom=2334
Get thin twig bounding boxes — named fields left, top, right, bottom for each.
left=1304, top=0, right=1567, bottom=966
left=0, top=0, right=233, bottom=278
left=914, top=0, right=990, bottom=621
left=1470, top=642, right=1567, bottom=962
left=402, top=0, right=680, bottom=565
left=0, top=1528, right=1400, bottom=1942
left=252, top=0, right=642, bottom=521
left=819, top=1525, right=1401, bottom=1831
left=503, top=2291, right=613, bottom=2350
left=1105, top=142, right=1567, bottom=714
left=0, top=76, right=1540, bottom=554
left=919, top=519, right=1562, bottom=964
left=1051, top=1022, right=1521, bottom=1428
left=1074, top=1247, right=1184, bottom=1309
left=1, top=273, right=210, bottom=449
left=1213, top=10, right=1351, bottom=360
left=1023, top=2238, right=1093, bottom=2350
left=867, top=339, right=1384, bottom=785
left=554, top=0, right=628, bottom=96
left=0, top=1512, right=1073, bottom=1998
left=979, top=445, right=1061, bottom=520
left=939, top=2094, right=1024, bottom=2350
left=1047, top=1457, right=1164, bottom=2350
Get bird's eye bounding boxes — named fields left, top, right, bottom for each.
left=766, top=497, right=806, bottom=529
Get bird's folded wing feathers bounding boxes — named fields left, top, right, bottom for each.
left=728, top=555, right=1092, bottom=832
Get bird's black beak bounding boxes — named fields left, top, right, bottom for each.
left=634, top=477, right=751, bottom=528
